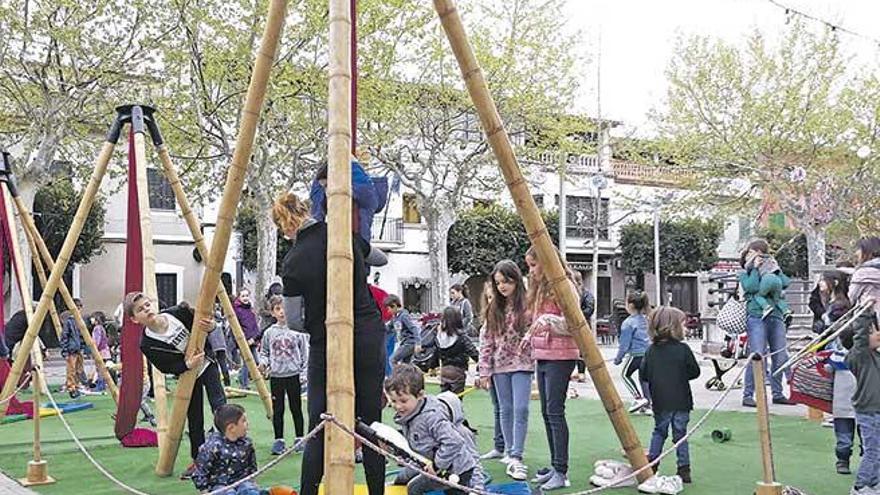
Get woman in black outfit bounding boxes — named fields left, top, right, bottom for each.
left=273, top=192, right=386, bottom=495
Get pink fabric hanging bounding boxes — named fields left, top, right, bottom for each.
left=114, top=127, right=147, bottom=440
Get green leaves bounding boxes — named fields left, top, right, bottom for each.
left=447, top=203, right=558, bottom=276
left=619, top=218, right=723, bottom=278
left=33, top=177, right=106, bottom=266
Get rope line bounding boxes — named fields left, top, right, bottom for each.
left=572, top=344, right=796, bottom=494
left=42, top=377, right=327, bottom=495
left=321, top=414, right=503, bottom=495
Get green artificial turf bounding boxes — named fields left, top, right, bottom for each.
left=0, top=383, right=846, bottom=495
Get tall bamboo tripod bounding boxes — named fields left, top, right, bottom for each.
left=0, top=159, right=55, bottom=486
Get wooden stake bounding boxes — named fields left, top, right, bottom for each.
left=154, top=145, right=273, bottom=419
left=155, top=0, right=288, bottom=475
left=3, top=186, right=55, bottom=486
left=431, top=0, right=651, bottom=482
left=0, top=137, right=116, bottom=403
left=13, top=194, right=120, bottom=403
left=326, top=0, right=355, bottom=492
left=752, top=354, right=783, bottom=495
left=131, top=106, right=169, bottom=449
left=21, top=216, right=64, bottom=340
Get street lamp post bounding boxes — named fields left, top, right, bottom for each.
left=653, top=206, right=661, bottom=306
left=591, top=174, right=607, bottom=330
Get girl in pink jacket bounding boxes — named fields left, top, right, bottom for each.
left=522, top=246, right=580, bottom=491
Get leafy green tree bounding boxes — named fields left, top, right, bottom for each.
left=619, top=218, right=723, bottom=288
left=365, top=0, right=583, bottom=310
left=447, top=204, right=558, bottom=276
left=655, top=21, right=875, bottom=279
left=32, top=176, right=107, bottom=267
left=235, top=200, right=291, bottom=276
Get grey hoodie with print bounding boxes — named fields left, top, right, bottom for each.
left=393, top=394, right=483, bottom=484
left=259, top=324, right=309, bottom=378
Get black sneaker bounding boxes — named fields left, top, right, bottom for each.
left=742, top=397, right=757, bottom=407
left=677, top=465, right=692, bottom=484
left=772, top=396, right=796, bottom=405
left=837, top=459, right=851, bottom=475
left=180, top=463, right=196, bottom=480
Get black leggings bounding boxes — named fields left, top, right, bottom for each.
left=187, top=362, right=227, bottom=460
left=271, top=375, right=304, bottom=439
left=300, top=330, right=386, bottom=495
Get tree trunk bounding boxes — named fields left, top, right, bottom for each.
left=424, top=205, right=456, bottom=312
left=253, top=199, right=278, bottom=305
left=6, top=181, right=37, bottom=314
left=804, top=224, right=826, bottom=283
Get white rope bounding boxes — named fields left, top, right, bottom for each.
left=573, top=344, right=797, bottom=494
left=322, top=413, right=504, bottom=495
left=42, top=373, right=327, bottom=495
left=0, top=370, right=33, bottom=406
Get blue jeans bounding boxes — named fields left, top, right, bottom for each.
left=489, top=383, right=505, bottom=452
left=212, top=480, right=263, bottom=495
left=238, top=344, right=258, bottom=388
left=743, top=315, right=788, bottom=400
left=856, top=412, right=880, bottom=488
left=493, top=371, right=532, bottom=460
left=649, top=410, right=690, bottom=467
left=537, top=360, right=577, bottom=473
left=835, top=418, right=861, bottom=461
left=384, top=332, right=396, bottom=376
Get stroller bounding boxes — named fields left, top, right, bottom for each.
left=704, top=331, right=748, bottom=391
left=412, top=315, right=441, bottom=373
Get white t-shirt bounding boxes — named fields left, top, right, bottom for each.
left=145, top=314, right=210, bottom=376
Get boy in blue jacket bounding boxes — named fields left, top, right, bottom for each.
left=384, top=295, right=420, bottom=366
left=59, top=310, right=83, bottom=398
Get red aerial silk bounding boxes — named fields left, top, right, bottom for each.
left=114, top=128, right=146, bottom=440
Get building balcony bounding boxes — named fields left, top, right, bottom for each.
left=371, top=217, right=405, bottom=246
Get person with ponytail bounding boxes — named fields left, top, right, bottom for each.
left=273, top=191, right=386, bottom=495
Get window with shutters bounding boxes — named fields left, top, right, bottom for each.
left=148, top=168, right=175, bottom=211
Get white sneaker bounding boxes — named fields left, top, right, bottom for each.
left=850, top=486, right=880, bottom=495
left=638, top=475, right=684, bottom=495
left=480, top=448, right=504, bottom=460
left=629, top=398, right=650, bottom=413
left=505, top=460, right=528, bottom=481
left=499, top=455, right=514, bottom=464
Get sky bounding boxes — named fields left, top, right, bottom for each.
left=563, top=0, right=880, bottom=135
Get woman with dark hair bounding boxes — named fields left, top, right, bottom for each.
left=849, top=237, right=880, bottom=314
left=426, top=305, right=479, bottom=394
left=740, top=239, right=794, bottom=407
left=273, top=191, right=386, bottom=495
left=450, top=283, right=475, bottom=338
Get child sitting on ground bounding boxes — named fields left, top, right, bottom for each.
left=845, top=310, right=880, bottom=495
left=640, top=306, right=700, bottom=486
left=387, top=364, right=484, bottom=494
left=385, top=295, right=420, bottom=366
left=259, top=295, right=309, bottom=456
left=192, top=403, right=260, bottom=494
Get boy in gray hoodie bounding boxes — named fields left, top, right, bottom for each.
left=259, top=295, right=309, bottom=456
left=386, top=364, right=484, bottom=494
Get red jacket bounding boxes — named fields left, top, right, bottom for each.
left=369, top=284, right=393, bottom=323
left=528, top=299, right=580, bottom=362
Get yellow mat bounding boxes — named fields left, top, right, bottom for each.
left=318, top=484, right=407, bottom=495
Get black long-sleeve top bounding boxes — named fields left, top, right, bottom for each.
left=280, top=221, right=384, bottom=349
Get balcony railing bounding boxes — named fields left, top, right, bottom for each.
left=372, top=217, right=404, bottom=244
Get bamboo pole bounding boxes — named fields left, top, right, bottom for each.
left=152, top=144, right=272, bottom=419
left=3, top=186, right=55, bottom=486
left=326, top=0, right=355, bottom=492
left=0, top=129, right=117, bottom=403
left=752, top=354, right=783, bottom=495
left=431, top=0, right=651, bottom=482
left=155, top=0, right=288, bottom=475
left=22, top=224, right=63, bottom=340
left=131, top=106, right=169, bottom=449
left=13, top=194, right=120, bottom=403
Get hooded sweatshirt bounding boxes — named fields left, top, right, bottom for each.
left=845, top=311, right=880, bottom=414
left=259, top=324, right=309, bottom=378
left=850, top=258, right=880, bottom=315
left=233, top=300, right=261, bottom=341
left=393, top=394, right=483, bottom=480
